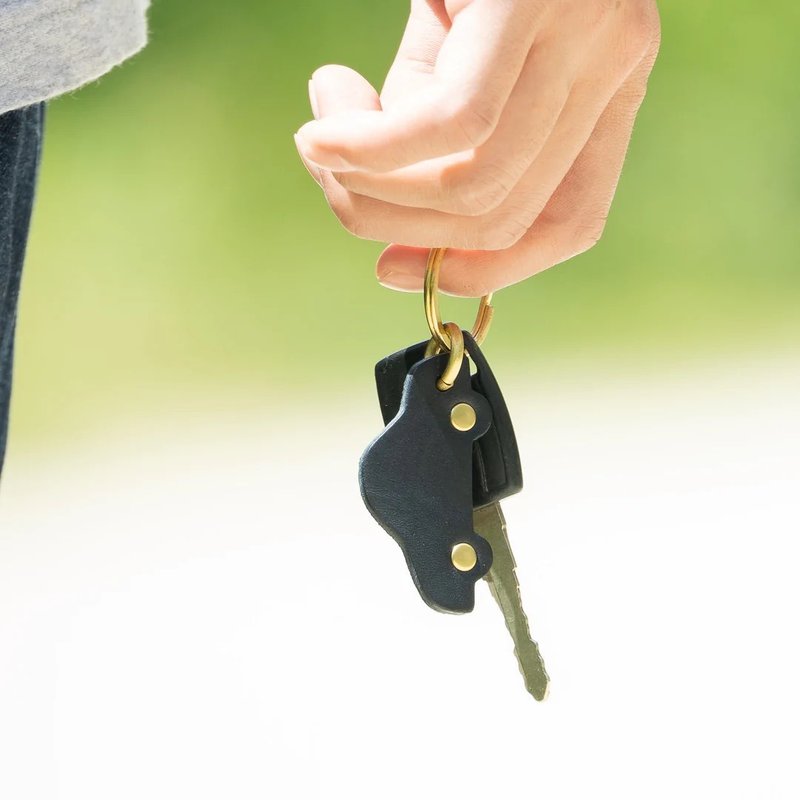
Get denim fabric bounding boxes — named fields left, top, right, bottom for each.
left=0, top=104, right=44, bottom=477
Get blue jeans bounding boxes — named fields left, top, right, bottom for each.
left=0, top=104, right=44, bottom=477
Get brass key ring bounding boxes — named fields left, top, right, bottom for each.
left=424, top=247, right=494, bottom=352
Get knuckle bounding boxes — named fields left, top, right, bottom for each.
left=593, top=0, right=661, bottom=72
left=472, top=213, right=530, bottom=251
left=568, top=209, right=609, bottom=255
left=465, top=172, right=516, bottom=216
left=625, top=1, right=662, bottom=51
left=441, top=161, right=518, bottom=216
left=590, top=0, right=625, bottom=25
left=443, top=97, right=500, bottom=150
left=496, top=217, right=531, bottom=249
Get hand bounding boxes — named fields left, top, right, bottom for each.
left=295, top=0, right=660, bottom=297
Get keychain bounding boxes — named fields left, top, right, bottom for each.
left=359, top=247, right=549, bottom=701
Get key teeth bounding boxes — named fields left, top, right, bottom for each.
left=510, top=589, right=550, bottom=701
left=477, top=502, right=550, bottom=701
left=514, top=642, right=550, bottom=701
left=488, top=577, right=550, bottom=701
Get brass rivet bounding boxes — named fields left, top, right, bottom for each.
left=450, top=402, right=476, bottom=432
left=451, top=542, right=477, bottom=572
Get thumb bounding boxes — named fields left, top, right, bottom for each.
left=298, top=65, right=382, bottom=170
left=310, top=64, right=382, bottom=117
left=297, top=65, right=380, bottom=181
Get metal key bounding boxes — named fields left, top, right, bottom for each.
left=474, top=502, right=549, bottom=701
left=361, top=324, right=549, bottom=700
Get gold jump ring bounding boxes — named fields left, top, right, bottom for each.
left=426, top=322, right=465, bottom=391
left=424, top=248, right=494, bottom=351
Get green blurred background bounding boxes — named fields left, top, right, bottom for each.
left=9, top=1, right=800, bottom=446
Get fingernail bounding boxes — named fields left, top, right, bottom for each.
left=296, top=145, right=356, bottom=171
left=377, top=268, right=422, bottom=293
left=307, top=78, right=320, bottom=120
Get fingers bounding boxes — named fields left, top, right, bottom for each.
left=310, top=64, right=382, bottom=116
left=295, top=0, right=541, bottom=173
left=329, top=0, right=656, bottom=216
left=295, top=65, right=382, bottom=187
left=295, top=80, right=324, bottom=186
left=376, top=46, right=660, bottom=297
left=294, top=0, right=661, bottom=298
left=379, top=0, right=449, bottom=108
left=332, top=37, right=578, bottom=215
left=310, top=0, right=657, bottom=238
left=309, top=59, right=628, bottom=252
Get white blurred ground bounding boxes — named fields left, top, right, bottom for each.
left=1, top=353, right=799, bottom=799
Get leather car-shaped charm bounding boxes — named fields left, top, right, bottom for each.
left=359, top=351, right=493, bottom=613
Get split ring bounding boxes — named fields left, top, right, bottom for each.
left=424, top=248, right=494, bottom=351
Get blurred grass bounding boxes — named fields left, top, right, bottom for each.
left=10, top=0, right=800, bottom=444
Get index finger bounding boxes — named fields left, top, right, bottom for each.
left=295, top=0, right=541, bottom=174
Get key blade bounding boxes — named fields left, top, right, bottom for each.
left=474, top=502, right=550, bottom=701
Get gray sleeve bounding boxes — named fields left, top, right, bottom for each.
left=0, top=0, right=149, bottom=114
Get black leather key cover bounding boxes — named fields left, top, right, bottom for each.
left=359, top=351, right=493, bottom=613
left=374, top=332, right=523, bottom=509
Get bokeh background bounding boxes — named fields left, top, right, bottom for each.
left=8, top=0, right=800, bottom=443
left=2, top=3, right=799, bottom=799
